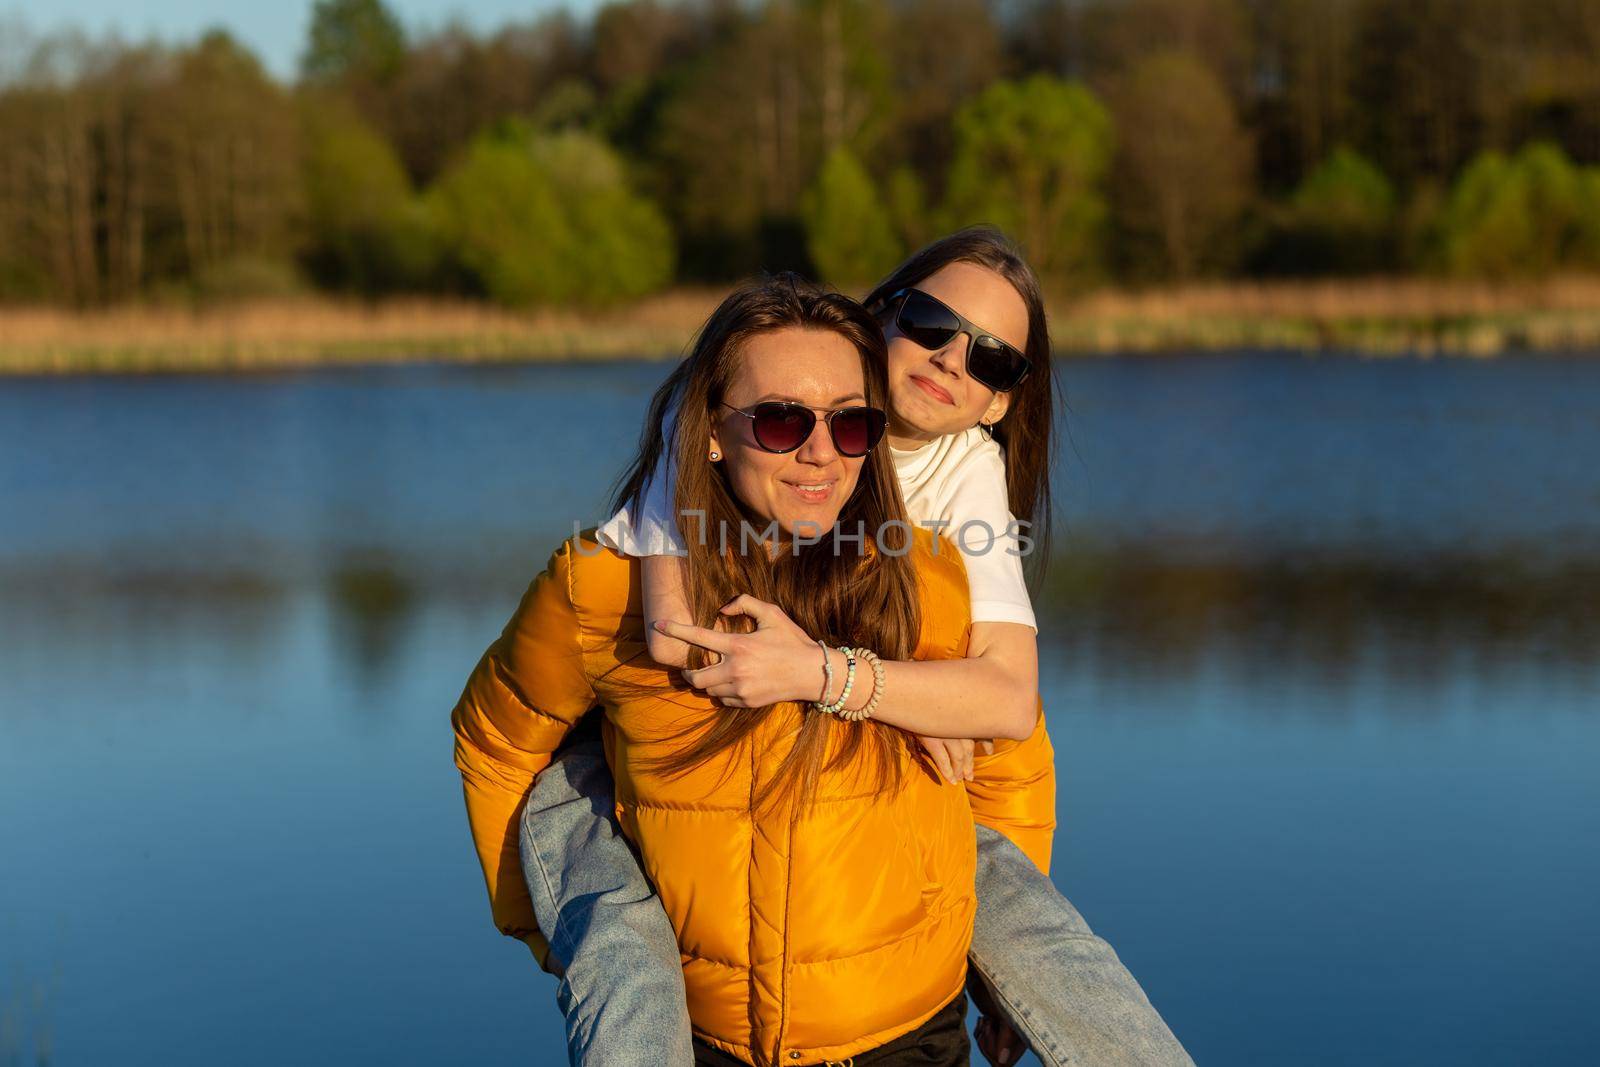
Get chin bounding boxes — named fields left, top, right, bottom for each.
left=776, top=506, right=843, bottom=538
left=890, top=387, right=949, bottom=436
left=901, top=406, right=956, bottom=439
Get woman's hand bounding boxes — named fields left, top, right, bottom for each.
left=969, top=974, right=1027, bottom=1066
left=918, top=736, right=974, bottom=784
left=974, top=1013, right=1026, bottom=1066
left=656, top=595, right=824, bottom=708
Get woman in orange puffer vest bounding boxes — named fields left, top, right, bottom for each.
left=452, top=276, right=1055, bottom=1065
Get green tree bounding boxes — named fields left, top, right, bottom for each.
left=1292, top=147, right=1394, bottom=229
left=1252, top=0, right=1362, bottom=179
left=382, top=18, right=583, bottom=185
left=1347, top=0, right=1600, bottom=189
left=942, top=74, right=1113, bottom=282
left=1078, top=0, right=1254, bottom=104
left=884, top=166, right=930, bottom=252
left=1438, top=141, right=1598, bottom=278
left=1257, top=146, right=1395, bottom=274
left=151, top=31, right=303, bottom=295
left=302, top=0, right=406, bottom=84
left=299, top=96, right=436, bottom=294
left=427, top=124, right=674, bottom=306
left=427, top=134, right=563, bottom=305
left=1109, top=51, right=1252, bottom=279
left=801, top=146, right=902, bottom=286
left=538, top=130, right=677, bottom=300
left=882, top=0, right=1003, bottom=181
left=655, top=0, right=891, bottom=278
left=591, top=0, right=695, bottom=94
left=1578, top=170, right=1600, bottom=269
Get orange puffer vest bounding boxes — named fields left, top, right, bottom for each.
left=453, top=529, right=1055, bottom=1065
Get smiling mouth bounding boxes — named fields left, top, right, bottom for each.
left=783, top=480, right=835, bottom=503
left=910, top=374, right=955, bottom=405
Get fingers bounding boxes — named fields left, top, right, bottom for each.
left=974, top=1016, right=1021, bottom=1067
left=683, top=671, right=749, bottom=707
left=719, top=594, right=782, bottom=626
left=978, top=739, right=996, bottom=756
left=680, top=662, right=733, bottom=690
left=986, top=1017, right=1022, bottom=1066
left=996, top=1024, right=1023, bottom=1065
left=654, top=618, right=733, bottom=654
left=681, top=661, right=756, bottom=708
left=918, top=737, right=959, bottom=785
left=974, top=1017, right=996, bottom=1063
left=683, top=667, right=760, bottom=708
left=956, top=738, right=975, bottom=781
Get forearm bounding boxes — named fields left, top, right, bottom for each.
left=661, top=603, right=1039, bottom=741
left=827, top=650, right=1035, bottom=740
left=641, top=554, right=693, bottom=667
left=820, top=622, right=1036, bottom=740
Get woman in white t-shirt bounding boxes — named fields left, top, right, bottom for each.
left=512, top=228, right=1192, bottom=1066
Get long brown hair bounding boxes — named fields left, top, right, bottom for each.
left=612, top=274, right=922, bottom=809
left=863, top=226, right=1058, bottom=580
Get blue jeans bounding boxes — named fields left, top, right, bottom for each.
left=968, top=825, right=1193, bottom=1066
left=519, top=721, right=695, bottom=1067
left=521, top=727, right=1192, bottom=1067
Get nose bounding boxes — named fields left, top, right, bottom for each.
left=928, top=331, right=971, bottom=378
left=795, top=413, right=839, bottom=466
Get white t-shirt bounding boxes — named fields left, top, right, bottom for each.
left=594, top=425, right=1037, bottom=631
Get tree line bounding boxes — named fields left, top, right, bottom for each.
left=2, top=0, right=1599, bottom=308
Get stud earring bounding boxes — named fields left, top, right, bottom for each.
left=709, top=451, right=721, bottom=461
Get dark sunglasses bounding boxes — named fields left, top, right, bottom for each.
left=718, top=401, right=887, bottom=458
left=886, top=288, right=1031, bottom=394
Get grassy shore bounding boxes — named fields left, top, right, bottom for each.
left=1054, top=276, right=1600, bottom=356
left=4, top=277, right=1600, bottom=375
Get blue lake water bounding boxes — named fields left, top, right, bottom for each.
left=2, top=353, right=1597, bottom=1065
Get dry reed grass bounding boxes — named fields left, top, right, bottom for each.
left=0, top=290, right=723, bottom=374
left=2, top=277, right=1598, bottom=375
left=1052, top=275, right=1600, bottom=357
left=1065, top=275, right=1600, bottom=319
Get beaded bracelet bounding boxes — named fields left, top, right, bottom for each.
left=812, top=646, right=856, bottom=716
left=839, top=647, right=885, bottom=722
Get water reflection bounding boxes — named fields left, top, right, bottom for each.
left=325, top=557, right=418, bottom=698
left=0, top=966, right=56, bottom=1067
left=0, top=569, right=292, bottom=728
left=1043, top=544, right=1600, bottom=693
left=5, top=541, right=1595, bottom=717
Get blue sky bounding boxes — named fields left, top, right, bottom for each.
left=6, top=1, right=601, bottom=79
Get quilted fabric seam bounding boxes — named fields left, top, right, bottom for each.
left=789, top=896, right=969, bottom=967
